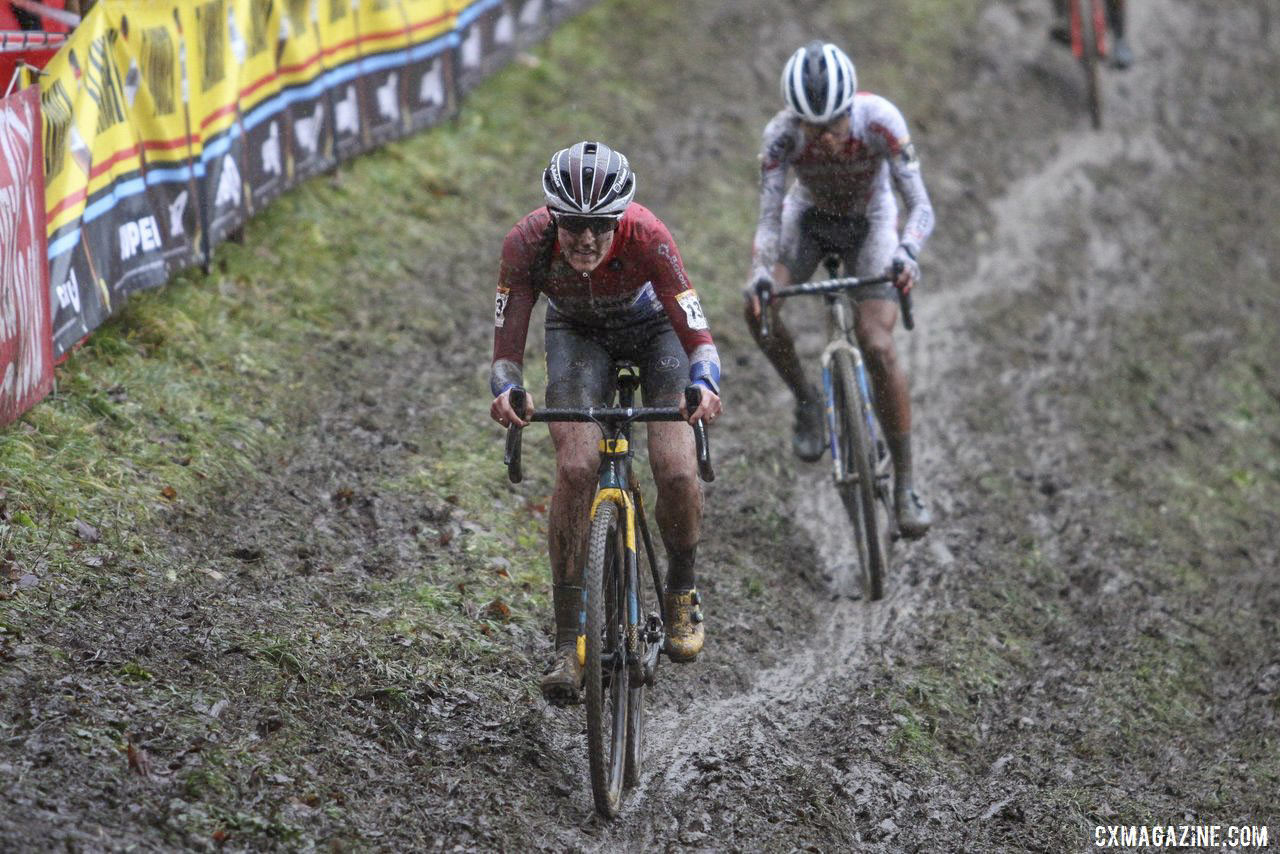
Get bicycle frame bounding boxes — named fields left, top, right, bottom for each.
left=755, top=257, right=909, bottom=597
left=817, top=294, right=885, bottom=496
left=584, top=369, right=667, bottom=686
left=504, top=374, right=710, bottom=685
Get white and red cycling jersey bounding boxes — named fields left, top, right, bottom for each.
left=752, top=92, right=935, bottom=282
left=491, top=203, right=720, bottom=396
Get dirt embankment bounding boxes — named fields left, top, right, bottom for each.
left=2, top=0, right=1277, bottom=851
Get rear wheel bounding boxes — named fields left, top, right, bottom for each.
left=584, top=500, right=628, bottom=818
left=832, top=348, right=887, bottom=601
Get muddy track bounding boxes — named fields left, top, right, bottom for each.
left=554, top=1, right=1279, bottom=849
left=3, top=0, right=1277, bottom=851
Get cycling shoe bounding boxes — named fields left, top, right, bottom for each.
left=663, top=589, right=705, bottom=663
left=539, top=644, right=583, bottom=706
left=896, top=488, right=933, bottom=540
left=793, top=395, right=826, bottom=462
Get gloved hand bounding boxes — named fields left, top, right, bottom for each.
left=890, top=244, right=920, bottom=295
left=743, top=270, right=774, bottom=320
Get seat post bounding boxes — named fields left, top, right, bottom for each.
left=614, top=360, right=641, bottom=409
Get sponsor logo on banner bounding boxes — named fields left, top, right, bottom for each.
left=214, top=155, right=242, bottom=209
left=376, top=74, right=400, bottom=122
left=494, top=9, right=515, bottom=45
left=419, top=62, right=446, bottom=107
left=461, top=25, right=483, bottom=70
left=169, top=191, right=189, bottom=237
left=294, top=102, right=325, bottom=158
left=456, top=2, right=520, bottom=95
left=119, top=216, right=163, bottom=260
left=262, top=122, right=282, bottom=176
left=335, top=86, right=359, bottom=136
left=56, top=269, right=82, bottom=314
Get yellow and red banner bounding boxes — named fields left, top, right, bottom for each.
left=35, top=0, right=592, bottom=359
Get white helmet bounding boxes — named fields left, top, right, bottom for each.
left=780, top=41, right=857, bottom=123
left=541, top=140, right=636, bottom=217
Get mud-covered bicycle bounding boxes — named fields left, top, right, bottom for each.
left=502, top=366, right=713, bottom=818
left=756, top=257, right=913, bottom=601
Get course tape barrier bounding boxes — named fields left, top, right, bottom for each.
left=0, top=85, right=54, bottom=427
left=30, top=0, right=594, bottom=363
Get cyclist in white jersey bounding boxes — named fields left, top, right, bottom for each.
left=744, top=41, right=934, bottom=539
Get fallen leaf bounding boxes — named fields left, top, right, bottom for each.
left=127, top=738, right=151, bottom=777
left=74, top=519, right=101, bottom=542
left=160, top=486, right=177, bottom=500
left=481, top=599, right=511, bottom=622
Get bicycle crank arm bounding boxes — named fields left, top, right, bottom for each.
left=642, top=613, right=663, bottom=685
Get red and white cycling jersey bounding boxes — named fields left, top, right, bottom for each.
left=492, top=203, right=718, bottom=390
left=752, top=92, right=935, bottom=280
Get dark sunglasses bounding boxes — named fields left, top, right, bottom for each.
left=554, top=214, right=618, bottom=236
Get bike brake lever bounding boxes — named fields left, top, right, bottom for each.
left=684, top=385, right=715, bottom=483
left=755, top=279, right=774, bottom=338
left=892, top=260, right=915, bottom=332
left=504, top=387, right=526, bottom=483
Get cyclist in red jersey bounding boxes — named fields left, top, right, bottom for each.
left=490, top=141, right=723, bottom=705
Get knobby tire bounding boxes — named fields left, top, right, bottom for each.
left=832, top=349, right=887, bottom=601
left=584, top=500, right=628, bottom=817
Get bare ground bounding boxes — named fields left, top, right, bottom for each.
left=2, top=0, right=1278, bottom=851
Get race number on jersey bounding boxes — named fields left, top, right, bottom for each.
left=675, top=289, right=708, bottom=330
left=495, top=287, right=510, bottom=328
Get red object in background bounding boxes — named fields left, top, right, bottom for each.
left=0, top=85, right=55, bottom=427
left=2, top=1, right=74, bottom=92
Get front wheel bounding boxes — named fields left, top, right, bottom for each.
left=831, top=349, right=888, bottom=601
left=584, top=500, right=628, bottom=818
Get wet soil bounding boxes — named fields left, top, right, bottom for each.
left=3, top=0, right=1278, bottom=851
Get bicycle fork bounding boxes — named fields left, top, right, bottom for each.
left=631, top=487, right=664, bottom=686
left=820, top=341, right=877, bottom=484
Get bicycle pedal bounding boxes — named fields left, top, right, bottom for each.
left=644, top=613, right=664, bottom=644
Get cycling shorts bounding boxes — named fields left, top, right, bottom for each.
left=780, top=205, right=899, bottom=303
left=544, top=306, right=688, bottom=408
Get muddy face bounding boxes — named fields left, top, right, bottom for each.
left=801, top=113, right=852, bottom=155
left=557, top=223, right=616, bottom=272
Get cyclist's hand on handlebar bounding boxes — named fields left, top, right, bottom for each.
left=890, top=245, right=920, bottom=295
left=681, top=385, right=722, bottom=426
left=490, top=387, right=533, bottom=428
left=743, top=273, right=775, bottom=321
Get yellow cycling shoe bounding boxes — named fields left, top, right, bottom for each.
left=663, top=588, right=705, bottom=662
